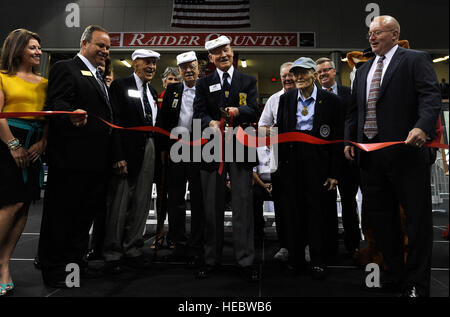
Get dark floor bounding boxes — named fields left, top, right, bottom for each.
left=5, top=197, right=449, bottom=299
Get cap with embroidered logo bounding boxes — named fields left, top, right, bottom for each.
left=131, top=49, right=160, bottom=61
left=176, top=51, right=197, bottom=65
left=205, top=35, right=231, bottom=51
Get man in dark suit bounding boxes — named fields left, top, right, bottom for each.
left=102, top=49, right=161, bottom=273
left=277, top=57, right=343, bottom=280
left=316, top=57, right=361, bottom=258
left=193, top=36, right=260, bottom=281
left=344, top=16, right=442, bottom=297
left=160, top=51, right=204, bottom=263
left=38, top=25, right=112, bottom=287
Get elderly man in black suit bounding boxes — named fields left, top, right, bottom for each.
left=277, top=57, right=343, bottom=280
left=345, top=15, right=442, bottom=297
left=102, top=49, right=161, bottom=273
left=38, top=25, right=112, bottom=288
left=316, top=57, right=361, bottom=258
left=160, top=51, right=204, bottom=264
left=193, top=36, right=260, bottom=281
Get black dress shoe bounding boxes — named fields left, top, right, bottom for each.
left=197, top=265, right=216, bottom=279
left=85, top=250, right=103, bottom=261
left=362, top=280, right=402, bottom=293
left=239, top=266, right=260, bottom=282
left=311, top=266, right=327, bottom=280
left=400, top=285, right=421, bottom=297
left=44, top=279, right=69, bottom=289
left=81, top=267, right=104, bottom=279
left=103, top=260, right=122, bottom=275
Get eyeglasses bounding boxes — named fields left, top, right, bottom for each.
left=366, top=29, right=394, bottom=39
left=317, top=67, right=333, bottom=75
left=179, top=63, right=196, bottom=71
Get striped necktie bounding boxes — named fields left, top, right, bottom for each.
left=364, top=55, right=385, bottom=139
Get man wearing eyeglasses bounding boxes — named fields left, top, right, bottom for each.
left=160, top=51, right=204, bottom=265
left=344, top=15, right=441, bottom=297
left=316, top=58, right=361, bottom=260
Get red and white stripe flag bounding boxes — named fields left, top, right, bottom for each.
left=171, top=0, right=251, bottom=29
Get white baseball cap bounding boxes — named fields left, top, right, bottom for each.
left=131, top=49, right=160, bottom=61
left=176, top=51, right=197, bottom=65
left=205, top=35, right=231, bottom=51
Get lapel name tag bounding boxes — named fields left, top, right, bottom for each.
left=209, top=83, right=221, bottom=93
left=81, top=70, right=93, bottom=77
left=172, top=99, right=179, bottom=108
left=128, top=89, right=141, bottom=98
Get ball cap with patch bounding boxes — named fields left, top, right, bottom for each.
left=290, top=57, right=317, bottom=72
left=176, top=51, right=197, bottom=65
left=131, top=49, right=160, bottom=61
left=205, top=35, right=231, bottom=51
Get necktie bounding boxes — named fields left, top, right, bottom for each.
left=327, top=87, right=333, bottom=92
left=142, top=83, right=153, bottom=126
left=95, top=68, right=109, bottom=100
left=364, top=55, right=385, bottom=139
left=222, top=72, right=231, bottom=105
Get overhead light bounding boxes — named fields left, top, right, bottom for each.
left=433, top=55, right=449, bottom=63
left=120, top=59, right=132, bottom=68
left=241, top=59, right=247, bottom=68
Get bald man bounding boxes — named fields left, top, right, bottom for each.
left=345, top=16, right=441, bottom=297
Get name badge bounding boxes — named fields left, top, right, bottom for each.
left=209, top=84, right=221, bottom=93
left=172, top=99, right=179, bottom=108
left=81, top=70, right=93, bottom=77
left=128, top=89, right=141, bottom=98
left=239, top=92, right=247, bottom=106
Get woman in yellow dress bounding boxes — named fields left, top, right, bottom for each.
left=0, top=29, right=48, bottom=296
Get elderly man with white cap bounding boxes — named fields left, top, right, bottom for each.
left=276, top=57, right=343, bottom=280
left=102, top=48, right=161, bottom=273
left=159, top=51, right=204, bottom=264
left=193, top=36, right=260, bottom=281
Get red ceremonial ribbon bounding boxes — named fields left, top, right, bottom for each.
left=0, top=111, right=207, bottom=147
left=235, top=127, right=449, bottom=151
left=1, top=111, right=447, bottom=153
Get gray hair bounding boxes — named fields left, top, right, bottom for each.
left=80, top=25, right=108, bottom=47
left=315, top=57, right=335, bottom=69
left=279, top=62, right=293, bottom=75
left=161, top=66, right=180, bottom=85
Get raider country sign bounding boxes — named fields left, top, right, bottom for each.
left=109, top=32, right=315, bottom=48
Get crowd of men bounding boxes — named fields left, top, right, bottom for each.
left=35, top=15, right=442, bottom=297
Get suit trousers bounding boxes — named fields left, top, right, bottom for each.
left=201, top=163, right=255, bottom=267
left=103, top=137, right=155, bottom=262
left=359, top=144, right=432, bottom=296
left=281, top=143, right=329, bottom=268
left=38, top=167, right=108, bottom=283
left=338, top=160, right=362, bottom=253
left=270, top=170, right=289, bottom=249
left=167, top=160, right=204, bottom=255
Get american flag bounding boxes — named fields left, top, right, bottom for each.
left=171, top=0, right=250, bottom=29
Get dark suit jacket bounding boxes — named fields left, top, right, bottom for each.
left=345, top=47, right=442, bottom=163
left=45, top=56, right=113, bottom=173
left=277, top=87, right=343, bottom=180
left=109, top=74, right=160, bottom=177
left=193, top=69, right=260, bottom=170
left=160, top=82, right=187, bottom=152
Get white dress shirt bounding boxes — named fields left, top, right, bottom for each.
left=216, top=65, right=234, bottom=86
left=177, top=82, right=196, bottom=132
left=133, top=73, right=157, bottom=126
left=366, top=44, right=399, bottom=102
left=258, top=89, right=285, bottom=127
left=77, top=53, right=109, bottom=99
